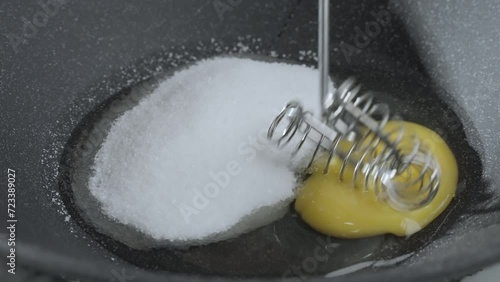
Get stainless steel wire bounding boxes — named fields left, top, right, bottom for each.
left=318, top=0, right=330, bottom=119
left=267, top=0, right=440, bottom=210
left=267, top=77, right=441, bottom=211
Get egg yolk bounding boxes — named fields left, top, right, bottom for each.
left=294, top=121, right=458, bottom=238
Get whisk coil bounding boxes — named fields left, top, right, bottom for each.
left=268, top=77, right=441, bottom=211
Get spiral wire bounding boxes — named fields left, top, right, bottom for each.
left=268, top=77, right=441, bottom=210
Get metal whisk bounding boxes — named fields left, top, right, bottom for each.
left=268, top=78, right=441, bottom=210
left=267, top=0, right=441, bottom=211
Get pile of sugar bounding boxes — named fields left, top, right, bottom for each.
left=89, top=57, right=323, bottom=245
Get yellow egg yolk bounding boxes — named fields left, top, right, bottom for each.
left=294, top=121, right=458, bottom=238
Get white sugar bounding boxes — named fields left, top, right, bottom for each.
left=89, top=57, right=323, bottom=245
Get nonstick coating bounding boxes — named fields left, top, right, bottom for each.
left=1, top=0, right=499, bottom=282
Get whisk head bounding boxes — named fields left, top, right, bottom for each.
left=267, top=77, right=441, bottom=211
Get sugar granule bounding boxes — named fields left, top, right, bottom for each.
left=89, top=57, right=323, bottom=244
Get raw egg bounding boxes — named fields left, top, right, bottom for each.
left=295, top=121, right=458, bottom=238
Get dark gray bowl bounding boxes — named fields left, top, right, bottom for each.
left=1, top=0, right=499, bottom=281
